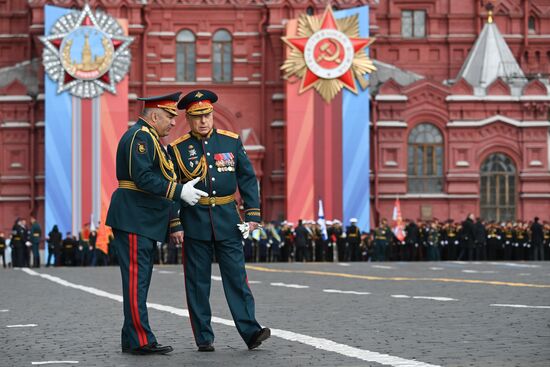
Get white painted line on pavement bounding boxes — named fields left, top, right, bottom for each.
left=211, top=275, right=222, bottom=281
left=323, top=289, right=371, bottom=295
left=462, top=270, right=496, bottom=274
left=270, top=282, right=309, bottom=289
left=490, top=304, right=550, bottom=309
left=372, top=265, right=393, bottom=269
left=337, top=263, right=350, bottom=266
left=248, top=280, right=262, bottom=284
left=487, top=262, right=540, bottom=268
left=391, top=295, right=457, bottom=302
left=21, top=268, right=441, bottom=367
left=517, top=273, right=531, bottom=276
left=429, top=267, right=443, bottom=271
left=32, top=362, right=79, bottom=365
left=413, top=296, right=457, bottom=302
left=158, top=270, right=176, bottom=274
left=7, top=324, right=37, bottom=328
left=0, top=309, right=9, bottom=312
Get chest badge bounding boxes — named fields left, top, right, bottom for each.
left=214, top=152, right=235, bottom=172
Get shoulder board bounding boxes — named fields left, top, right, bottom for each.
left=170, top=133, right=191, bottom=147
left=217, top=129, right=239, bottom=139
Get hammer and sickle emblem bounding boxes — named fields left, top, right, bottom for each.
left=316, top=39, right=342, bottom=64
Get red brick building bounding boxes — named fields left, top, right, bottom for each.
left=0, top=0, right=549, bottom=234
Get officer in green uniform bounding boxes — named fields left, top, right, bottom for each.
left=106, top=92, right=206, bottom=355
left=29, top=215, right=42, bottom=268
left=374, top=218, right=391, bottom=261
left=168, top=89, right=270, bottom=352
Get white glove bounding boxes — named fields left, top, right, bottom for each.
left=238, top=223, right=250, bottom=239
left=180, top=177, right=208, bottom=206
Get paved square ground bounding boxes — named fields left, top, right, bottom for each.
left=1, top=261, right=549, bottom=366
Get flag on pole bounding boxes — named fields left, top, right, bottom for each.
left=317, top=199, right=328, bottom=241
left=392, top=197, right=405, bottom=242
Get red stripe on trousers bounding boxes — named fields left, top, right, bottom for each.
left=130, top=233, right=147, bottom=346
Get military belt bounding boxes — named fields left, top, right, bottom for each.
left=198, top=194, right=235, bottom=207
left=118, top=180, right=147, bottom=193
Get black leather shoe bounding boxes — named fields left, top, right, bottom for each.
left=247, top=327, right=271, bottom=350
left=198, top=344, right=215, bottom=352
left=123, top=342, right=173, bottom=355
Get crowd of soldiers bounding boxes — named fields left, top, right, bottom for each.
left=2, top=215, right=548, bottom=268
left=241, top=216, right=550, bottom=263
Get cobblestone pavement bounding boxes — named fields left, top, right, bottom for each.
left=1, top=261, right=549, bottom=367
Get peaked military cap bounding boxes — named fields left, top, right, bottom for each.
left=137, top=92, right=181, bottom=116
left=177, top=89, right=218, bottom=116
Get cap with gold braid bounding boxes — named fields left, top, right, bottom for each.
left=137, top=92, right=181, bottom=116
left=177, top=89, right=218, bottom=116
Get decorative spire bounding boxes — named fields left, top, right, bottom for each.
left=485, top=1, right=494, bottom=24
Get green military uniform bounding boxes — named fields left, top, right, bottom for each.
left=169, top=89, right=266, bottom=349
left=106, top=92, right=184, bottom=352
left=30, top=219, right=42, bottom=268
left=373, top=225, right=390, bottom=261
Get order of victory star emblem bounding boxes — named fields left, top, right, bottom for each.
left=40, top=4, right=133, bottom=99
left=281, top=5, right=377, bottom=102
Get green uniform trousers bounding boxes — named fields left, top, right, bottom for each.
left=183, top=236, right=261, bottom=346
left=114, top=229, right=157, bottom=349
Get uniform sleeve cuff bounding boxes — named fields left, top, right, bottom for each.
left=244, top=208, right=261, bottom=223
left=167, top=182, right=183, bottom=201
left=169, top=218, right=183, bottom=233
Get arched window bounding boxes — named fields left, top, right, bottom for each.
left=480, top=153, right=516, bottom=222
left=528, top=16, right=536, bottom=34
left=212, top=29, right=232, bottom=83
left=407, top=123, right=444, bottom=193
left=176, top=30, right=196, bottom=82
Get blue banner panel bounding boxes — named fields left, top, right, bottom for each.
left=45, top=5, right=73, bottom=236
left=336, top=6, right=371, bottom=232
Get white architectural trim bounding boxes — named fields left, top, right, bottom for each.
left=272, top=93, right=285, bottom=101
left=0, top=34, right=28, bottom=38
left=271, top=120, right=285, bottom=127
left=447, top=173, right=479, bottom=178
left=377, top=120, right=407, bottom=127
left=128, top=93, right=138, bottom=100
left=234, top=32, right=259, bottom=37
left=196, top=32, right=212, bottom=37
left=0, top=121, right=30, bottom=128
left=521, top=193, right=550, bottom=198
left=448, top=115, right=550, bottom=128
left=197, top=58, right=211, bottom=63
left=160, top=77, right=176, bottom=82
left=160, top=59, right=175, bottom=63
left=0, top=95, right=32, bottom=102
left=378, top=194, right=479, bottom=199
left=447, top=95, right=550, bottom=101
left=0, top=196, right=31, bottom=202
left=519, top=193, right=550, bottom=199
left=233, top=77, right=249, bottom=82
left=456, top=161, right=470, bottom=167
left=375, top=94, right=408, bottom=101
left=244, top=144, right=266, bottom=152
left=148, top=31, right=175, bottom=36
